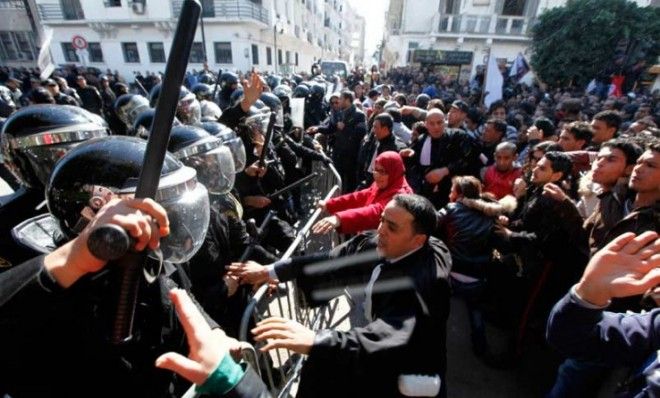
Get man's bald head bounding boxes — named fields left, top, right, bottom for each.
left=425, top=109, right=445, bottom=138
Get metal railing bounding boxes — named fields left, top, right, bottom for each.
left=235, top=162, right=346, bottom=398
left=438, top=14, right=533, bottom=37
left=37, top=2, right=84, bottom=21
left=172, top=0, right=269, bottom=24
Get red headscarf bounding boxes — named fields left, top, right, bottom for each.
left=367, top=151, right=412, bottom=203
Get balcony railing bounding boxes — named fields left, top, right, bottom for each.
left=438, top=14, right=533, bottom=37
left=173, top=0, right=268, bottom=24
left=0, top=0, right=25, bottom=9
left=38, top=1, right=85, bottom=21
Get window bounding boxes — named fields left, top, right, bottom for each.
left=189, top=42, right=205, bottom=63
left=251, top=44, right=259, bottom=65
left=88, top=42, right=103, bottom=62
left=104, top=0, right=121, bottom=6
left=0, top=33, right=18, bottom=61
left=295, top=52, right=298, bottom=66
left=214, top=42, right=232, bottom=64
left=148, top=42, right=166, bottom=63
left=61, top=0, right=84, bottom=20
left=502, top=0, right=526, bottom=15
left=122, top=42, right=140, bottom=63
left=266, top=47, right=272, bottom=65
left=61, top=42, right=79, bottom=62
left=285, top=50, right=290, bottom=65
left=201, top=0, right=215, bottom=17
left=277, top=49, right=282, bottom=65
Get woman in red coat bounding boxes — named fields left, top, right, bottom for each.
left=312, top=151, right=412, bottom=235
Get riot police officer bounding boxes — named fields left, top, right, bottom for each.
left=217, top=71, right=240, bottom=111
left=0, top=105, right=109, bottom=267
left=0, top=136, right=214, bottom=397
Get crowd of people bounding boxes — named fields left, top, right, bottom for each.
left=0, top=57, right=659, bottom=398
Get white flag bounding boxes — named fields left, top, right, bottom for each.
left=484, top=54, right=503, bottom=108
left=38, top=28, right=55, bottom=81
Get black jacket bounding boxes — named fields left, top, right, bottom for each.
left=271, top=233, right=452, bottom=398
left=332, top=104, right=367, bottom=166
left=405, top=130, right=480, bottom=208
left=0, top=256, right=216, bottom=397
left=356, top=131, right=406, bottom=188
left=436, top=200, right=498, bottom=279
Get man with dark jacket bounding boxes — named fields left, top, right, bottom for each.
left=76, top=75, right=103, bottom=115
left=356, top=113, right=406, bottom=188
left=44, top=79, right=79, bottom=106
left=333, top=91, right=368, bottom=192
left=229, top=194, right=452, bottom=397
left=404, top=109, right=481, bottom=209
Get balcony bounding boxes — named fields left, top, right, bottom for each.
left=437, top=14, right=533, bottom=38
left=38, top=1, right=85, bottom=21
left=173, top=0, right=269, bottom=25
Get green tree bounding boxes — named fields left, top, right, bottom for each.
left=530, top=0, right=660, bottom=88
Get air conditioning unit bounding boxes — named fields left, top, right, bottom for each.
left=131, top=1, right=145, bottom=14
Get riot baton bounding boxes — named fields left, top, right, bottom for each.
left=238, top=210, right=276, bottom=263
left=257, top=112, right=277, bottom=169
left=87, top=0, right=202, bottom=346
left=134, top=77, right=149, bottom=97
left=266, top=172, right=318, bottom=200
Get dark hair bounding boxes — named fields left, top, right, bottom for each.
left=340, top=90, right=354, bottom=103
left=533, top=141, right=559, bottom=156
left=593, top=110, right=622, bottom=130
left=534, top=117, right=555, bottom=138
left=394, top=93, right=407, bottom=106
left=488, top=100, right=506, bottom=115
left=374, top=98, right=388, bottom=108
left=451, top=176, right=482, bottom=200
left=486, top=118, right=507, bottom=137
left=565, top=121, right=593, bottom=145
left=428, top=99, right=445, bottom=112
left=392, top=194, right=437, bottom=237
left=412, top=121, right=428, bottom=136
left=466, top=108, right=483, bottom=125
left=368, top=89, right=379, bottom=98
left=385, top=108, right=402, bottom=123
left=601, top=138, right=643, bottom=165
left=544, top=151, right=572, bottom=179
left=374, top=113, right=394, bottom=132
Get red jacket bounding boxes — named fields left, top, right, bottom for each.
left=326, top=151, right=412, bottom=233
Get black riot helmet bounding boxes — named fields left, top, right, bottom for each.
left=219, top=72, right=239, bottom=93
left=47, top=136, right=210, bottom=263
left=148, top=83, right=162, bottom=108
left=132, top=108, right=182, bottom=139
left=168, top=125, right=235, bottom=195
left=191, top=83, right=213, bottom=101
left=229, top=88, right=244, bottom=109
left=198, top=73, right=215, bottom=85
left=309, top=83, right=326, bottom=102
left=260, top=92, right=283, bottom=126
left=291, top=74, right=303, bottom=85
left=266, top=74, right=282, bottom=91
left=292, top=84, right=310, bottom=99
left=198, top=121, right=246, bottom=173
left=1, top=105, right=109, bottom=189
left=114, top=94, right=150, bottom=128
left=273, top=84, right=292, bottom=103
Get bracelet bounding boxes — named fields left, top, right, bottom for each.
left=196, top=353, right=245, bottom=395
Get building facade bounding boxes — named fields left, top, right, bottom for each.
left=0, top=0, right=42, bottom=68
left=383, top=0, right=656, bottom=82
left=29, top=0, right=364, bottom=80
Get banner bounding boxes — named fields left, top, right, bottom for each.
left=484, top=54, right=503, bottom=108
left=38, top=28, right=55, bottom=81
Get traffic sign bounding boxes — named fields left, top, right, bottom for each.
left=71, top=35, right=88, bottom=50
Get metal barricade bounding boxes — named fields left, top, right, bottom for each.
left=236, top=162, right=351, bottom=397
